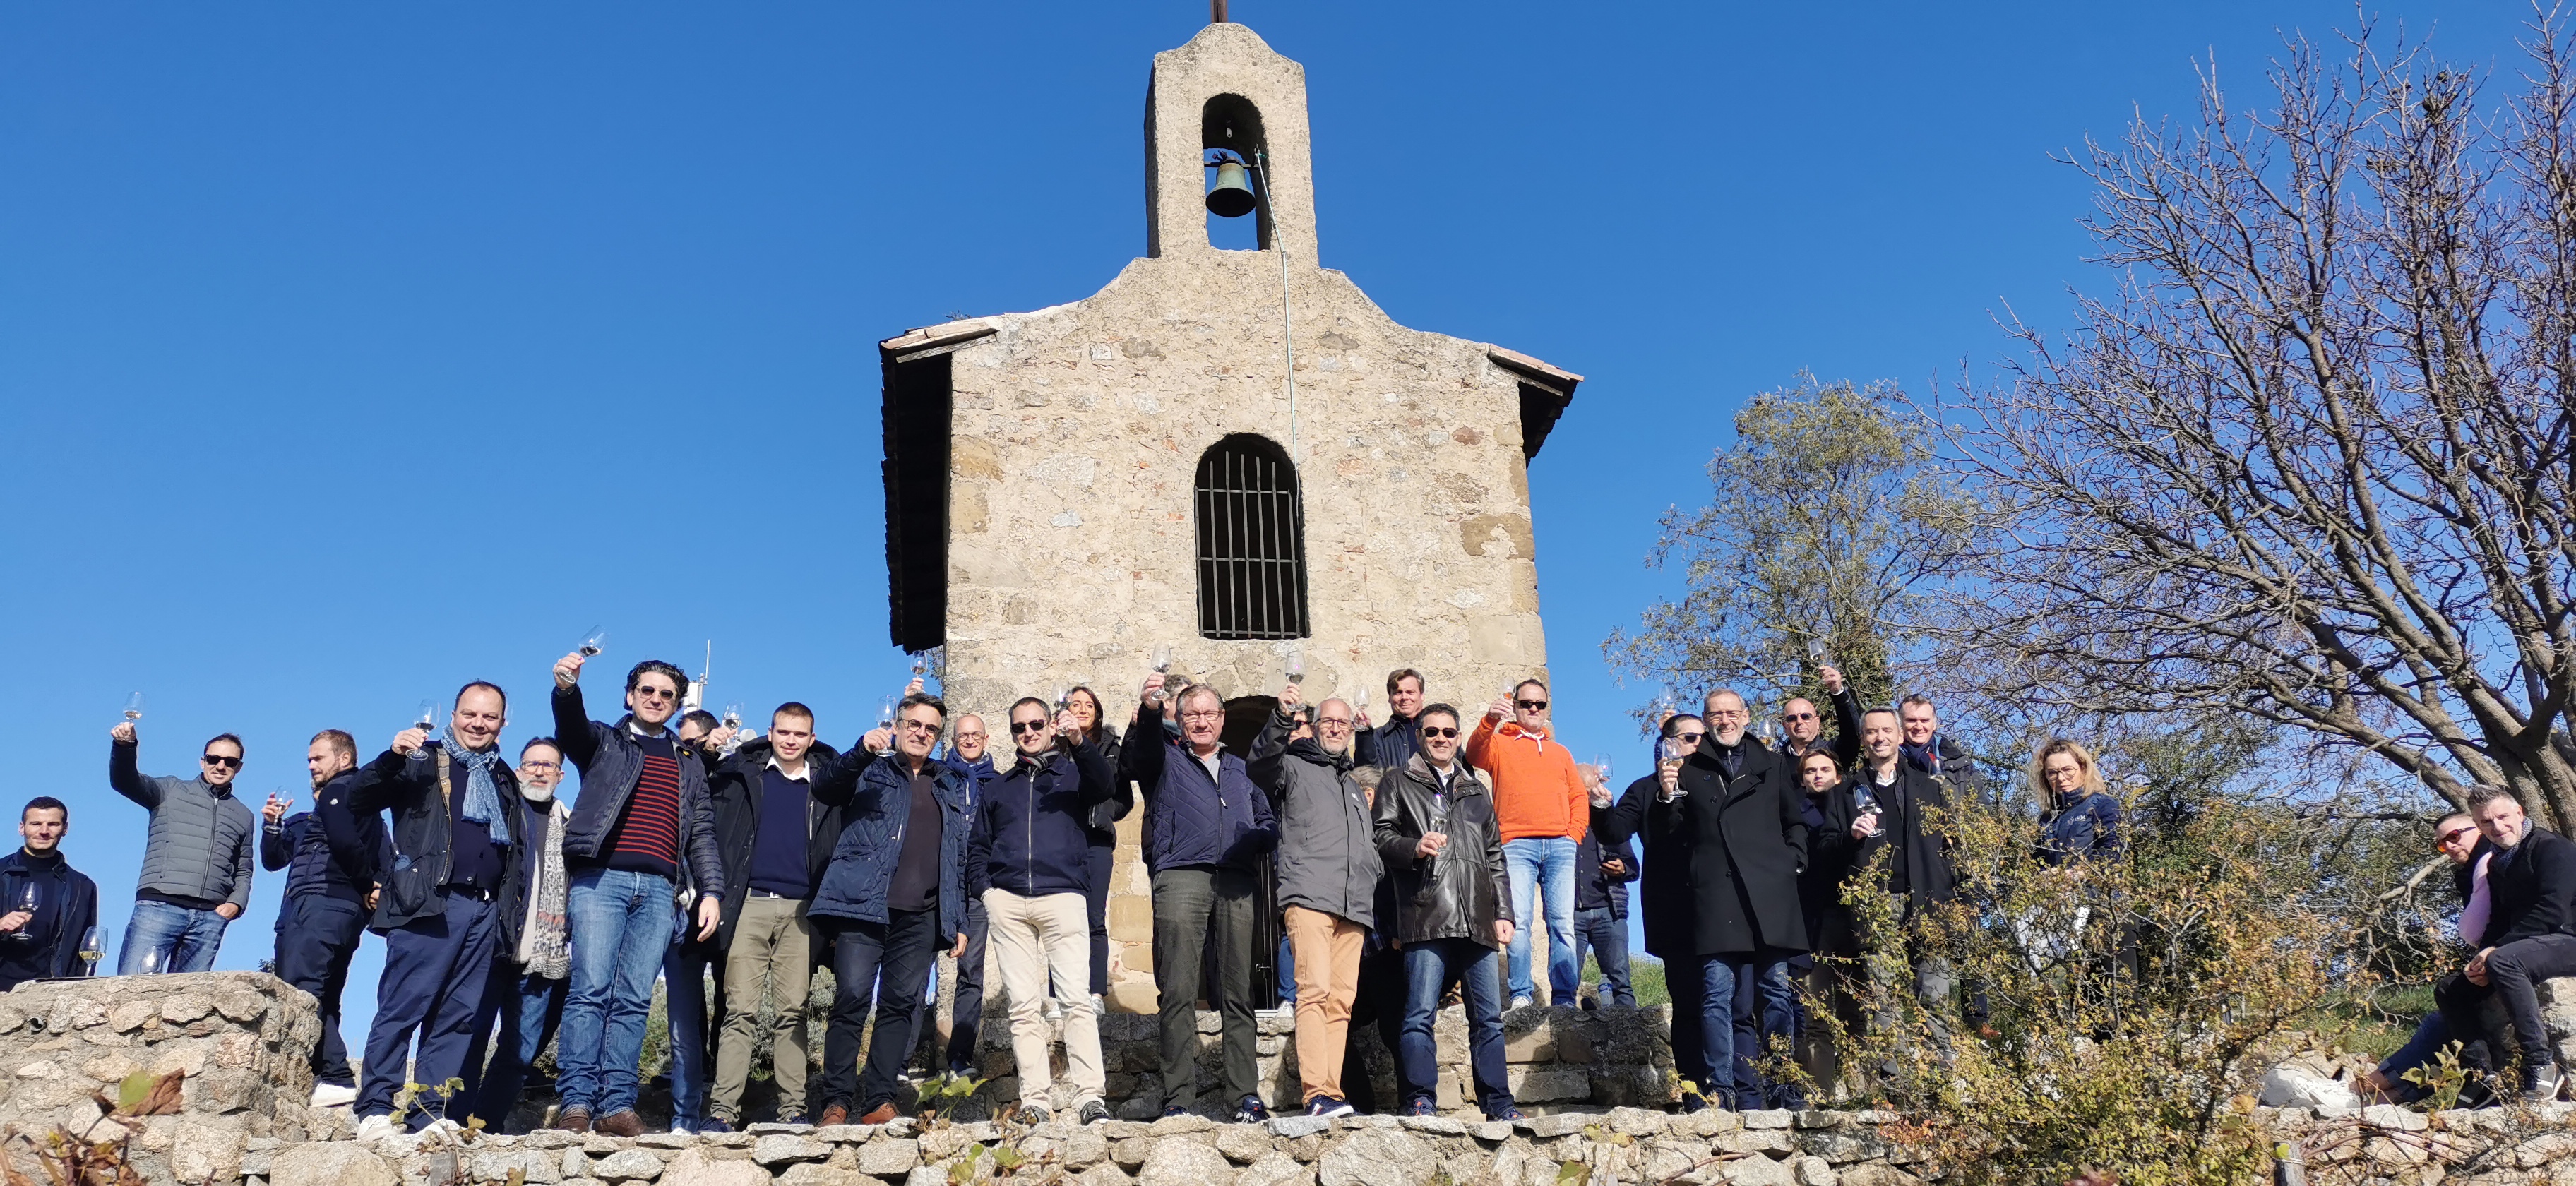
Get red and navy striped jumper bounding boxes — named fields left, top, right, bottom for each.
left=603, top=730, right=683, bottom=879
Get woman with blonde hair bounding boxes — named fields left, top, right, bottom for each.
left=2031, top=738, right=2121, bottom=865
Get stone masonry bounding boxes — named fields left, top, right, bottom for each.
left=0, top=972, right=326, bottom=1185
left=879, top=20, right=1587, bottom=1012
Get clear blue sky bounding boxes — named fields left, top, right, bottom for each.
left=0, top=2, right=2526, bottom=1047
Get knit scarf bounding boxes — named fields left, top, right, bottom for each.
left=519, top=794, right=571, bottom=979
left=444, top=732, right=511, bottom=846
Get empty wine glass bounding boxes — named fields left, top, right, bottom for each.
left=1053, top=685, right=1071, bottom=711
left=78, top=926, right=103, bottom=976
left=121, top=693, right=145, bottom=724
left=1805, top=635, right=1827, bottom=664
left=137, top=944, right=161, bottom=976
left=1592, top=754, right=1614, bottom=785
left=1152, top=645, right=1173, bottom=673
left=875, top=696, right=898, bottom=755
left=578, top=626, right=609, bottom=657
left=1357, top=687, right=1371, bottom=712
left=1660, top=736, right=1690, bottom=763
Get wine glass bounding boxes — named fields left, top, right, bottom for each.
left=578, top=626, right=609, bottom=657
left=1805, top=635, right=1828, bottom=665
left=8, top=882, right=35, bottom=944
left=1053, top=685, right=1071, bottom=711
left=910, top=652, right=929, bottom=680
left=1357, top=687, right=1370, bottom=713
left=78, top=926, right=103, bottom=976
left=875, top=696, right=898, bottom=755
left=1152, top=645, right=1173, bottom=673
left=1592, top=754, right=1614, bottom=786
left=722, top=702, right=742, bottom=729
left=122, top=693, right=145, bottom=724
left=1283, top=646, right=1306, bottom=686
left=137, top=944, right=161, bottom=976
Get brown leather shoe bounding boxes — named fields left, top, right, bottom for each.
left=818, top=1103, right=849, bottom=1127
left=859, top=1103, right=901, bottom=1125
left=550, top=1108, right=591, bottom=1133
left=596, top=1110, right=648, bottom=1137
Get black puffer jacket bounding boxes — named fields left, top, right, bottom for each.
left=1371, top=755, right=1508, bottom=948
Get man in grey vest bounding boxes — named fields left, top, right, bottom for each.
left=108, top=722, right=255, bottom=973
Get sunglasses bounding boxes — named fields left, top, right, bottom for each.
left=202, top=755, right=242, bottom=769
left=1515, top=699, right=1549, bottom=711
left=1420, top=726, right=1460, bottom=740
left=2437, top=826, right=2477, bottom=849
left=1783, top=712, right=1818, bottom=721
left=1009, top=721, right=1051, bottom=735
left=1675, top=731, right=1705, bottom=743
left=633, top=687, right=678, bottom=702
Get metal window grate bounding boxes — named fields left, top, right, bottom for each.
left=1195, top=434, right=1310, bottom=640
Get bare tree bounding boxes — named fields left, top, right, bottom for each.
left=1608, top=376, right=1969, bottom=717
left=1933, top=14, right=2576, bottom=828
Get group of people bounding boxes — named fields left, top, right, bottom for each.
left=41, top=649, right=2167, bottom=1138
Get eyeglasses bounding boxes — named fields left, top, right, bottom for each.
left=1420, top=726, right=1460, bottom=740
left=2438, top=826, right=2477, bottom=849
left=1009, top=721, right=1050, bottom=735
left=201, top=754, right=242, bottom=769
left=520, top=760, right=561, bottom=772
left=1515, top=699, right=1549, bottom=711
left=1179, top=711, right=1222, bottom=723
left=898, top=719, right=941, bottom=735
left=1319, top=718, right=1353, bottom=729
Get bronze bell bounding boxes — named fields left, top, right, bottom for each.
left=1206, top=160, right=1256, bottom=218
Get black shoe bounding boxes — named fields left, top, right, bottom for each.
left=1161, top=1105, right=1193, bottom=1119
left=1076, top=1098, right=1110, bottom=1125
left=1674, top=1091, right=1710, bottom=1115
left=1233, top=1095, right=1270, bottom=1123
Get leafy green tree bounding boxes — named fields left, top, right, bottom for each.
left=1606, top=375, right=1969, bottom=719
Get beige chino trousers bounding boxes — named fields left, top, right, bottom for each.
left=712, top=894, right=813, bottom=1120
left=984, top=887, right=1105, bottom=1106
left=1284, top=904, right=1366, bottom=1104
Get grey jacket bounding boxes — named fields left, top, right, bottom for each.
left=108, top=740, right=255, bottom=910
left=1249, top=712, right=1382, bottom=929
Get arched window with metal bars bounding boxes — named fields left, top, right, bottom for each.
left=1194, top=433, right=1310, bottom=640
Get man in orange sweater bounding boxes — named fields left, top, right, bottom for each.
left=1468, top=679, right=1590, bottom=1007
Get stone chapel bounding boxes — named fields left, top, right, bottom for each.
left=876, top=18, right=1581, bottom=1012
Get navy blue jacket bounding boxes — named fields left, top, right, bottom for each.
left=2037, top=791, right=2124, bottom=866
left=1121, top=699, right=1277, bottom=874
left=261, top=771, right=381, bottom=904
left=705, top=738, right=851, bottom=955
left=550, top=684, right=726, bottom=899
left=806, top=751, right=972, bottom=942
left=1573, top=827, right=1638, bottom=916
left=969, top=741, right=1115, bottom=899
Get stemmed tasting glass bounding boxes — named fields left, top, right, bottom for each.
left=1284, top=646, right=1306, bottom=685
left=1152, top=645, right=1173, bottom=673
left=910, top=652, right=929, bottom=680
left=410, top=701, right=439, bottom=767
left=1806, top=635, right=1828, bottom=666
left=8, top=881, right=35, bottom=945
left=78, top=926, right=104, bottom=976
left=579, top=627, right=609, bottom=658
left=1592, top=754, right=1614, bottom=786
left=876, top=696, right=898, bottom=755
left=122, top=693, right=145, bottom=724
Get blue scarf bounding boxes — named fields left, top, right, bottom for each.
left=444, top=733, right=511, bottom=846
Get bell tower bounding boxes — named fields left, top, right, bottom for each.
left=1142, top=21, right=1318, bottom=267
left=878, top=15, right=1583, bottom=1031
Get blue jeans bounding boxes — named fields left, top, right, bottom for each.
left=664, top=922, right=724, bottom=1126
left=910, top=893, right=986, bottom=1072
left=119, top=899, right=227, bottom=974
left=357, top=890, right=502, bottom=1125
left=1748, top=959, right=1801, bottom=1108
left=556, top=869, right=675, bottom=1117
left=1399, top=938, right=1514, bottom=1117
left=1571, top=906, right=1633, bottom=1008
left=1668, top=953, right=1744, bottom=1107
left=1503, top=837, right=1578, bottom=1003
left=461, top=959, right=566, bottom=1131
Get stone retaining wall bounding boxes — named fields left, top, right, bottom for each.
left=0, top=972, right=326, bottom=1185
left=232, top=1104, right=2576, bottom=1186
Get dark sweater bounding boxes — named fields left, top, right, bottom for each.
left=747, top=767, right=815, bottom=899
left=0, top=848, right=97, bottom=989
left=887, top=769, right=943, bottom=911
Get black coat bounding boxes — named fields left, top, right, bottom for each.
left=2486, top=825, right=2576, bottom=949
left=1827, top=765, right=1957, bottom=914
left=343, top=743, right=525, bottom=933
left=1796, top=787, right=1860, bottom=957
left=1595, top=737, right=1809, bottom=959
left=705, top=738, right=850, bottom=957
left=1074, top=728, right=1131, bottom=841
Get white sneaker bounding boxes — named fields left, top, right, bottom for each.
left=415, top=1118, right=463, bottom=1144
left=1043, top=997, right=1063, bottom=1021
left=310, top=1083, right=358, bottom=1108
left=352, top=1114, right=401, bottom=1143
